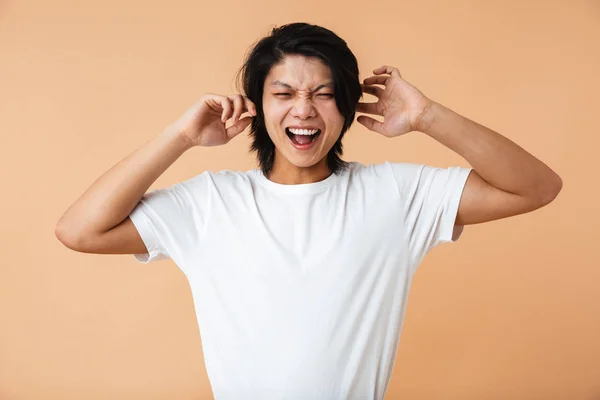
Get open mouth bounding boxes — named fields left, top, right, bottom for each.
left=285, top=128, right=322, bottom=146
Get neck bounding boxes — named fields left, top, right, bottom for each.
left=266, top=157, right=331, bottom=185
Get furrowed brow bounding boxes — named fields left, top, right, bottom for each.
left=270, top=81, right=293, bottom=89
left=270, top=81, right=333, bottom=91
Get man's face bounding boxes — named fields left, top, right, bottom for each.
left=262, top=55, right=345, bottom=170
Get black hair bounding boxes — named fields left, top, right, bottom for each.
left=236, top=22, right=362, bottom=178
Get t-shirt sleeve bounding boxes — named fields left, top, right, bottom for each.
left=387, top=162, right=472, bottom=270
left=128, top=172, right=211, bottom=264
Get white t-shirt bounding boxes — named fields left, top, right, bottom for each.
left=128, top=161, right=472, bottom=399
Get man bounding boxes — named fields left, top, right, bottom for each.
left=56, top=22, right=562, bottom=399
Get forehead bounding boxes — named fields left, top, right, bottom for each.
left=265, top=55, right=333, bottom=90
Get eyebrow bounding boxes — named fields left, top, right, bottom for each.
left=270, top=80, right=333, bottom=91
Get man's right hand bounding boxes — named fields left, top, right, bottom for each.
left=171, top=93, right=257, bottom=148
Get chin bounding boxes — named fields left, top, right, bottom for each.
left=287, top=152, right=329, bottom=168
left=291, top=160, right=321, bottom=168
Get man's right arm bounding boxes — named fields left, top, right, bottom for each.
left=55, top=93, right=255, bottom=255
left=55, top=127, right=193, bottom=254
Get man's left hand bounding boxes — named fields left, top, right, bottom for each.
left=356, top=65, right=434, bottom=137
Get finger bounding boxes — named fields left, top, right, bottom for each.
left=226, top=116, right=253, bottom=140
left=220, top=97, right=233, bottom=123
left=361, top=84, right=383, bottom=98
left=229, top=94, right=246, bottom=124
left=363, top=75, right=389, bottom=86
left=243, top=96, right=257, bottom=116
left=356, top=102, right=381, bottom=115
left=373, top=65, right=402, bottom=78
left=357, top=115, right=384, bottom=134
left=202, top=94, right=225, bottom=114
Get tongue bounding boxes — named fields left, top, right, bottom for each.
left=294, top=134, right=313, bottom=145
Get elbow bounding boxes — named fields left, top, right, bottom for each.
left=55, top=220, right=83, bottom=250
left=55, top=221, right=72, bottom=248
left=538, top=173, right=563, bottom=206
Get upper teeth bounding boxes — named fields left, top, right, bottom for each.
left=288, top=128, right=319, bottom=135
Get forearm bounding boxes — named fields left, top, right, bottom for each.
left=56, top=126, right=192, bottom=240
left=417, top=101, right=562, bottom=199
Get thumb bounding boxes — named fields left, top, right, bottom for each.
left=357, top=115, right=384, bottom=135
left=226, top=116, right=253, bottom=141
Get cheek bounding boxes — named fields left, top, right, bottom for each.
left=321, top=105, right=345, bottom=130
left=263, top=102, right=289, bottom=124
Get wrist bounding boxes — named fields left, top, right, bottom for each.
left=415, top=100, right=442, bottom=134
left=162, top=124, right=194, bottom=152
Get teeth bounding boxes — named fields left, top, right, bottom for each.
left=288, top=128, right=319, bottom=135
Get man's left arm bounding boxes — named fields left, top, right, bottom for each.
left=416, top=101, right=563, bottom=226
left=357, top=65, right=563, bottom=227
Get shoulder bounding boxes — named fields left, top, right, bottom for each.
left=208, top=168, right=256, bottom=184
left=382, top=161, right=469, bottom=187
left=349, top=161, right=470, bottom=200
left=183, top=168, right=258, bottom=196
left=345, top=160, right=422, bottom=183
left=180, top=168, right=255, bottom=186
left=347, top=160, right=424, bottom=174
left=345, top=160, right=391, bottom=176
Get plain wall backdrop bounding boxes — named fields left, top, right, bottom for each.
left=1, top=0, right=598, bottom=399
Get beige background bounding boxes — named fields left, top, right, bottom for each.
left=1, top=0, right=598, bottom=399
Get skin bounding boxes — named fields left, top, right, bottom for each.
left=357, top=65, right=563, bottom=227
left=54, top=57, right=562, bottom=255
left=261, top=55, right=346, bottom=185
left=195, top=58, right=562, bottom=230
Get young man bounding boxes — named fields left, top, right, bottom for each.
left=56, top=23, right=562, bottom=399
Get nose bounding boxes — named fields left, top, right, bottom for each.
left=290, top=96, right=316, bottom=119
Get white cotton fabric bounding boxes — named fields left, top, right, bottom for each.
left=128, top=161, right=472, bottom=399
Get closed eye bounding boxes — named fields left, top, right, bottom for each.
left=274, top=93, right=333, bottom=99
